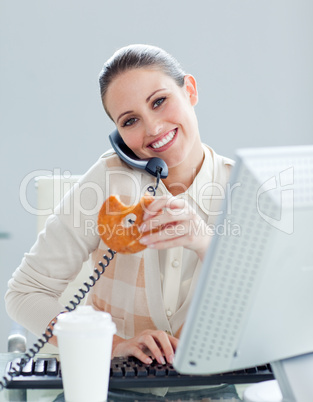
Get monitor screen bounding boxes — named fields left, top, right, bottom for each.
left=174, top=145, right=313, bottom=376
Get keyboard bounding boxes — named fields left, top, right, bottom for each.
left=5, top=356, right=274, bottom=390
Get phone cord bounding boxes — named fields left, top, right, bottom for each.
left=147, top=167, right=162, bottom=196
left=0, top=249, right=116, bottom=391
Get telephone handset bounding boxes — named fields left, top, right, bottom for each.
left=109, top=129, right=168, bottom=179
left=0, top=130, right=168, bottom=390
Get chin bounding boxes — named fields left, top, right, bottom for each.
left=164, top=155, right=186, bottom=170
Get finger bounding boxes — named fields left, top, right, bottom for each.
left=143, top=196, right=186, bottom=220
left=145, top=226, right=212, bottom=257
left=142, top=235, right=190, bottom=251
left=168, top=335, right=179, bottom=350
left=166, top=336, right=179, bottom=364
left=140, top=206, right=194, bottom=234
left=140, top=221, right=190, bottom=246
left=142, top=196, right=169, bottom=220
left=128, top=346, right=153, bottom=365
left=145, top=207, right=192, bottom=229
left=141, top=335, right=166, bottom=365
left=154, top=332, right=177, bottom=364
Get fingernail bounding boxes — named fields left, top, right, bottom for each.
left=139, top=236, right=148, bottom=244
left=168, top=354, right=175, bottom=364
left=160, top=356, right=166, bottom=365
left=146, top=357, right=153, bottom=364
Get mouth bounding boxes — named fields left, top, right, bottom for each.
left=148, top=129, right=177, bottom=151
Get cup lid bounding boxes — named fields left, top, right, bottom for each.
left=53, top=306, right=116, bottom=334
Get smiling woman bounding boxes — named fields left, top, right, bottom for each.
left=5, top=44, right=234, bottom=380
left=104, top=68, right=202, bottom=182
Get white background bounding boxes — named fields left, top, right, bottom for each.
left=0, top=0, right=312, bottom=352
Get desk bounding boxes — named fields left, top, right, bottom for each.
left=0, top=353, right=250, bottom=402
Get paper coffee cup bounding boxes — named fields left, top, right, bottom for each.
left=53, top=306, right=116, bottom=402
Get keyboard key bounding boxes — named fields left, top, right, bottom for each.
left=137, top=367, right=148, bottom=377
left=256, top=365, right=269, bottom=372
left=168, top=367, right=178, bottom=376
left=112, top=368, right=123, bottom=377
left=21, top=359, right=33, bottom=376
left=124, top=367, right=135, bottom=377
left=155, top=366, right=166, bottom=376
left=7, top=358, right=22, bottom=375
left=46, top=359, right=58, bottom=376
left=148, top=366, right=156, bottom=375
left=245, top=367, right=257, bottom=374
left=34, top=359, right=45, bottom=375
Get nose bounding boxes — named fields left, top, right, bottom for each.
left=145, top=116, right=163, bottom=137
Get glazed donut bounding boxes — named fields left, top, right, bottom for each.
left=97, top=195, right=156, bottom=254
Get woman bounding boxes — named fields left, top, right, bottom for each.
left=5, top=44, right=234, bottom=367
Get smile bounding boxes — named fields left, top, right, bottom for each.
left=150, top=129, right=177, bottom=149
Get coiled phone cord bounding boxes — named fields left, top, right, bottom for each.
left=0, top=172, right=161, bottom=391
left=0, top=249, right=116, bottom=391
left=147, top=167, right=162, bottom=196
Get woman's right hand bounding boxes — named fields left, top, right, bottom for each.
left=112, top=330, right=178, bottom=365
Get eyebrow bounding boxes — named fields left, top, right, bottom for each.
left=146, top=88, right=166, bottom=103
left=117, top=110, right=133, bottom=124
left=116, top=88, right=166, bottom=124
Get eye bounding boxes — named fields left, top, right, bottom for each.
left=122, top=117, right=138, bottom=127
left=153, top=97, right=166, bottom=109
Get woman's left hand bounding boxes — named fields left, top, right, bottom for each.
left=139, top=195, right=212, bottom=261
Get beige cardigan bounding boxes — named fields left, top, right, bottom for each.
left=5, top=145, right=234, bottom=339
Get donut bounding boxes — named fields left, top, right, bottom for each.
left=97, top=195, right=156, bottom=254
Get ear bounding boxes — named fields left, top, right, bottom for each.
left=184, top=75, right=198, bottom=106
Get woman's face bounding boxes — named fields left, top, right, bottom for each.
left=104, top=68, right=201, bottom=170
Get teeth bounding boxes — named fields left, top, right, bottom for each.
left=151, top=130, right=176, bottom=149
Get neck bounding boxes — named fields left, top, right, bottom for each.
left=163, top=147, right=205, bottom=196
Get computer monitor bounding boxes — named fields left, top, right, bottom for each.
left=174, top=145, right=313, bottom=400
